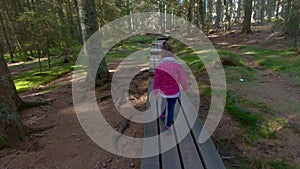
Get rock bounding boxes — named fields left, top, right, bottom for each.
left=130, top=163, right=135, bottom=168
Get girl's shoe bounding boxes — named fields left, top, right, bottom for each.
left=159, top=114, right=166, bottom=121
left=165, top=125, right=171, bottom=130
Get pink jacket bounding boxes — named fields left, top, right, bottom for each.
left=153, top=57, right=188, bottom=97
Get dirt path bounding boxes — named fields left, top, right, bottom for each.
left=209, top=26, right=300, bottom=130
left=8, top=58, right=48, bottom=78
left=0, top=63, right=148, bottom=169
left=207, top=25, right=300, bottom=168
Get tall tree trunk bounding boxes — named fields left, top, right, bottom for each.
left=0, top=38, right=4, bottom=58
left=252, top=0, right=257, bottom=21
left=0, top=11, right=14, bottom=62
left=0, top=54, right=24, bottom=149
left=66, top=0, right=78, bottom=40
left=215, top=0, right=222, bottom=28
left=26, top=0, right=31, bottom=10
left=236, top=0, right=243, bottom=22
left=266, top=0, right=274, bottom=22
left=242, top=0, right=253, bottom=33
left=224, top=0, right=230, bottom=30
left=260, top=0, right=266, bottom=22
left=228, top=0, right=233, bottom=29
left=57, top=0, right=69, bottom=40
left=73, top=0, right=83, bottom=44
left=186, top=0, right=194, bottom=32
left=208, top=0, right=213, bottom=23
left=198, top=0, right=205, bottom=30
left=275, top=0, right=281, bottom=19
left=78, top=0, right=110, bottom=86
left=284, top=0, right=292, bottom=33
left=126, top=0, right=133, bottom=32
left=285, top=0, right=300, bottom=37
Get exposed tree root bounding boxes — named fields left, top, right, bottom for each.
left=18, top=100, right=54, bottom=111
left=23, top=124, right=55, bottom=135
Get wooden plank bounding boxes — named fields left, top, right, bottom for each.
left=153, top=40, right=166, bottom=45
left=141, top=78, right=160, bottom=169
left=157, top=35, right=170, bottom=40
left=174, top=101, right=205, bottom=169
left=192, top=118, right=226, bottom=169
left=158, top=97, right=182, bottom=169
left=179, top=91, right=226, bottom=169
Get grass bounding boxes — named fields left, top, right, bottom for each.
left=13, top=57, right=74, bottom=93
left=217, top=49, right=244, bottom=63
left=217, top=46, right=300, bottom=84
left=169, top=39, right=289, bottom=141
left=4, top=44, right=83, bottom=93
left=226, top=91, right=288, bottom=141
left=168, top=37, right=297, bottom=169
left=8, top=35, right=156, bottom=93
left=229, top=155, right=295, bottom=169
left=237, top=45, right=300, bottom=84
left=225, top=66, right=258, bottom=82
left=4, top=53, right=26, bottom=63
left=105, top=35, right=156, bottom=64
left=170, top=39, right=258, bottom=82
left=169, top=39, right=205, bottom=75
left=217, top=49, right=259, bottom=82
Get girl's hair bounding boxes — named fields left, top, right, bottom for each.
left=161, top=42, right=174, bottom=58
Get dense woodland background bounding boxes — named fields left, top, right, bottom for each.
left=0, top=0, right=299, bottom=62
left=0, top=0, right=300, bottom=168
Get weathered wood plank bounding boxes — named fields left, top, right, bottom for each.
left=141, top=78, right=160, bottom=169
left=179, top=91, right=226, bottom=169
left=174, top=101, right=205, bottom=169
left=158, top=97, right=182, bottom=169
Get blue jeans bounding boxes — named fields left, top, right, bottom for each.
left=161, top=97, right=178, bottom=127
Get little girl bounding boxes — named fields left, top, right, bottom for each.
left=153, top=43, right=188, bottom=130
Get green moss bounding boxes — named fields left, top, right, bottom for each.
left=226, top=92, right=289, bottom=140
left=237, top=46, right=299, bottom=79
left=200, top=85, right=211, bottom=97
left=226, top=94, right=260, bottom=140
left=13, top=57, right=74, bottom=93
left=225, top=66, right=258, bottom=82
left=229, top=155, right=295, bottom=169
left=217, top=49, right=244, bottom=63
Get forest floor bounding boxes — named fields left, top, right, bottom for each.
left=0, top=23, right=300, bottom=169
left=208, top=23, right=300, bottom=168
left=0, top=60, right=147, bottom=169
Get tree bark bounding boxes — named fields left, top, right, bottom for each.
left=208, top=0, right=213, bottom=23
left=66, top=0, right=78, bottom=41
left=77, top=0, right=111, bottom=86
left=236, top=0, right=243, bottom=22
left=198, top=0, right=205, bottom=30
left=285, top=0, right=300, bottom=37
left=0, top=8, right=15, bottom=62
left=73, top=0, right=83, bottom=44
left=266, top=0, right=274, bottom=22
left=215, top=0, right=222, bottom=28
left=0, top=54, right=24, bottom=149
left=260, top=0, right=266, bottom=22
left=275, top=0, right=281, bottom=19
left=57, top=0, right=69, bottom=39
left=242, top=0, right=253, bottom=33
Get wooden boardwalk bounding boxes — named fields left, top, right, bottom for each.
left=141, top=78, right=226, bottom=169
left=141, top=38, right=225, bottom=169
